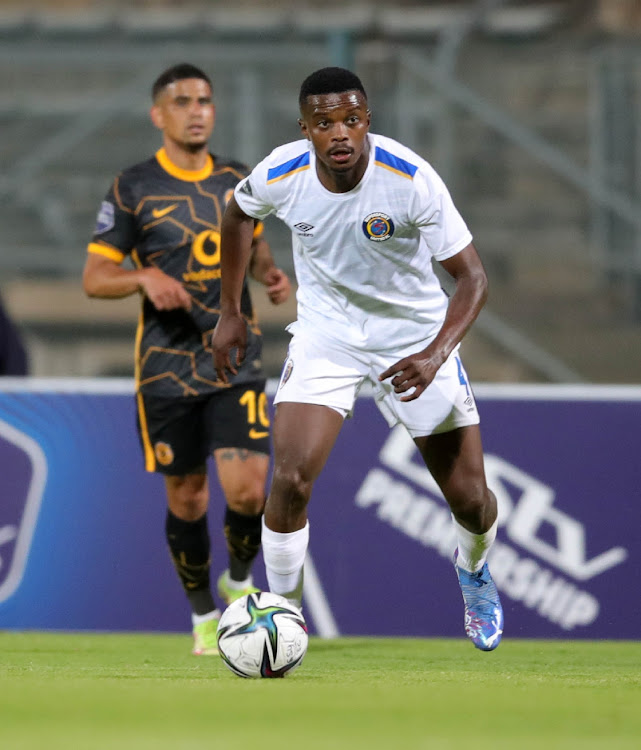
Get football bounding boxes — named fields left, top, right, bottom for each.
left=216, top=592, right=308, bottom=678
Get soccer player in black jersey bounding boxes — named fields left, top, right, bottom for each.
left=83, top=63, right=291, bottom=655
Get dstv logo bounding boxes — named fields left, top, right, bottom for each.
left=0, top=419, right=47, bottom=604
left=355, top=425, right=628, bottom=631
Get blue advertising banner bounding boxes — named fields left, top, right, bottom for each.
left=0, top=379, right=639, bottom=640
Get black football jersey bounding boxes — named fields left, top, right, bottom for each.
left=88, top=148, right=264, bottom=397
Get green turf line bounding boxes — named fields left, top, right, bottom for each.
left=0, top=632, right=639, bottom=749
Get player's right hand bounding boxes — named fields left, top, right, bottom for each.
left=211, top=312, right=247, bottom=383
left=264, top=267, right=292, bottom=305
left=378, top=347, right=443, bottom=402
left=139, top=267, right=192, bottom=311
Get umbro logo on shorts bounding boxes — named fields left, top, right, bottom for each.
left=294, top=222, right=314, bottom=234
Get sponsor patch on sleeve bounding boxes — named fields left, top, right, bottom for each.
left=94, top=201, right=115, bottom=234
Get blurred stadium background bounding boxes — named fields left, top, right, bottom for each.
left=0, top=0, right=640, bottom=384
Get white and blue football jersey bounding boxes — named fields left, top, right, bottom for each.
left=235, top=133, right=473, bottom=351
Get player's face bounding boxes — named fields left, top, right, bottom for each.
left=151, top=78, right=215, bottom=151
left=299, top=91, right=371, bottom=184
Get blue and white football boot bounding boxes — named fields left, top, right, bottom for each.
left=453, top=550, right=504, bottom=651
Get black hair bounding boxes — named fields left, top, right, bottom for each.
left=298, top=67, right=367, bottom=107
left=152, top=63, right=212, bottom=101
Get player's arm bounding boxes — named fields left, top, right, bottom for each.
left=83, top=251, right=191, bottom=311
left=212, top=195, right=258, bottom=381
left=379, top=242, right=487, bottom=401
left=248, top=236, right=291, bottom=305
left=426, top=241, right=488, bottom=365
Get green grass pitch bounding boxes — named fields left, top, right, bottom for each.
left=1, top=632, right=639, bottom=749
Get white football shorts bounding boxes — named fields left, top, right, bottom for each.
left=274, top=330, right=480, bottom=438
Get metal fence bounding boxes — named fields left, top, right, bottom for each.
left=0, top=6, right=639, bottom=382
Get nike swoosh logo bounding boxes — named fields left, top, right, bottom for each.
left=249, top=428, right=269, bottom=439
left=152, top=204, right=178, bottom=218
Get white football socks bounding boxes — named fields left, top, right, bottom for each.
left=453, top=516, right=498, bottom=573
left=261, top=518, right=309, bottom=609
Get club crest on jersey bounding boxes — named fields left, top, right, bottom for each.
left=362, top=213, right=395, bottom=242
left=95, top=201, right=115, bottom=234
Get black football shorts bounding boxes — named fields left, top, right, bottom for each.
left=136, top=380, right=270, bottom=474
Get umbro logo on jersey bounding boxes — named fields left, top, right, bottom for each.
left=294, top=221, right=314, bottom=237
left=152, top=204, right=178, bottom=219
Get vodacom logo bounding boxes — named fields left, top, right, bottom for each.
left=192, top=229, right=221, bottom=266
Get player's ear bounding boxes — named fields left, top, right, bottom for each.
left=150, top=104, right=163, bottom=130
left=298, top=118, right=309, bottom=140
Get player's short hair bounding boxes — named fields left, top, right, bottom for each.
left=298, top=67, right=367, bottom=107
left=152, top=63, right=212, bottom=101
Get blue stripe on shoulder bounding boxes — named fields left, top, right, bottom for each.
left=267, top=152, right=311, bottom=183
left=374, top=146, right=418, bottom=178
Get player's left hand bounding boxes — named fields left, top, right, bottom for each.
left=378, top=350, right=444, bottom=402
left=263, top=268, right=291, bottom=305
left=211, top=312, right=248, bottom=383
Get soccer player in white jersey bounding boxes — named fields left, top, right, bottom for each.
left=212, top=67, right=503, bottom=651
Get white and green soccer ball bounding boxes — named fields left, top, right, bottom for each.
left=216, top=592, right=308, bottom=678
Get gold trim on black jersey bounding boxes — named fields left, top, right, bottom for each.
left=134, top=301, right=156, bottom=471
left=89, top=149, right=264, bottom=399
left=87, top=241, right=126, bottom=263
left=156, top=148, right=214, bottom=182
left=138, top=345, right=230, bottom=394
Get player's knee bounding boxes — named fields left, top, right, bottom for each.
left=169, top=495, right=207, bottom=520
left=166, top=477, right=209, bottom=520
left=270, top=465, right=312, bottom=513
left=445, top=480, right=493, bottom=531
left=226, top=490, right=265, bottom=516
